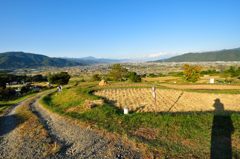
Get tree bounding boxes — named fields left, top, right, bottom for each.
left=20, top=85, right=31, bottom=94
left=32, top=74, right=47, bottom=82
left=183, top=64, right=202, bottom=82
left=108, top=64, right=128, bottom=81
left=0, top=88, right=17, bottom=100
left=48, top=72, right=71, bottom=85
left=92, top=74, right=101, bottom=81
left=127, top=72, right=141, bottom=82
left=0, top=77, right=7, bottom=89
left=226, top=66, right=240, bottom=77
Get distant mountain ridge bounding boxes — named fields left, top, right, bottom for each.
left=155, top=48, right=240, bottom=62
left=66, top=56, right=125, bottom=65
left=0, top=52, right=83, bottom=69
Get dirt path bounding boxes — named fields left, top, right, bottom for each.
left=0, top=93, right=144, bottom=159
left=0, top=96, right=56, bottom=159
left=31, top=99, right=143, bottom=158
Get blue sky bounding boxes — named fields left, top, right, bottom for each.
left=0, top=0, right=239, bottom=59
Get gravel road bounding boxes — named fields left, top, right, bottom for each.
left=0, top=94, right=144, bottom=159
left=0, top=97, right=56, bottom=159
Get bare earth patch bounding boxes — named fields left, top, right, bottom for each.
left=131, top=127, right=158, bottom=140
left=94, top=88, right=240, bottom=112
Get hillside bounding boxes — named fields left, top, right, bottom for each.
left=0, top=52, right=82, bottom=69
left=155, top=48, right=240, bottom=62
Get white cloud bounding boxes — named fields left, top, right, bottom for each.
left=144, top=51, right=179, bottom=59
left=146, top=52, right=169, bottom=58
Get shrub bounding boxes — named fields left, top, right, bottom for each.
left=226, top=66, right=240, bottom=77
left=147, top=73, right=157, bottom=77
left=0, top=88, right=17, bottom=101
left=127, top=72, right=141, bottom=82
left=92, top=74, right=101, bottom=81
left=0, top=74, right=9, bottom=89
left=168, top=72, right=183, bottom=77
left=79, top=79, right=86, bottom=82
left=0, top=79, right=6, bottom=89
left=31, top=74, right=47, bottom=82
left=20, top=85, right=31, bottom=94
left=146, top=73, right=165, bottom=78
left=201, top=69, right=219, bottom=75
left=108, top=64, right=128, bottom=81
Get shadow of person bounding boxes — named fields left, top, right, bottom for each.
left=211, top=98, right=234, bottom=159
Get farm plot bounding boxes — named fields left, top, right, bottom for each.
left=94, top=88, right=240, bottom=112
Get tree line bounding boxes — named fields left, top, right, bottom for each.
left=91, top=64, right=142, bottom=82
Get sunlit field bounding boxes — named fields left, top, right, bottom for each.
left=40, top=81, right=240, bottom=158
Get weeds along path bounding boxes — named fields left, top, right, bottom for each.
left=30, top=97, right=143, bottom=159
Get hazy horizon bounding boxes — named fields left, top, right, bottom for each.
left=1, top=46, right=239, bottom=60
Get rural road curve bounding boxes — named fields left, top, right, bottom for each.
left=0, top=93, right=143, bottom=159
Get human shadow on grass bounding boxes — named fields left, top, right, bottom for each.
left=210, top=98, right=234, bottom=159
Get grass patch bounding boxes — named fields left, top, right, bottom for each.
left=0, top=93, right=37, bottom=115
left=185, top=89, right=240, bottom=94
left=40, top=84, right=240, bottom=158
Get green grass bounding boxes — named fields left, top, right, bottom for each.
left=0, top=93, right=37, bottom=115
left=185, top=89, right=240, bottom=94
left=40, top=84, right=240, bottom=158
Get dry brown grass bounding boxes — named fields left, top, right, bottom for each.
left=66, top=99, right=104, bottom=113
left=160, top=83, right=240, bottom=90
left=94, top=88, right=240, bottom=112
left=131, top=127, right=158, bottom=140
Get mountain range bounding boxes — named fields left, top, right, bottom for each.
left=65, top=56, right=125, bottom=65
left=0, top=52, right=82, bottom=69
left=1, top=48, right=240, bottom=69
left=0, top=52, right=125, bottom=69
left=155, top=47, right=240, bottom=62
